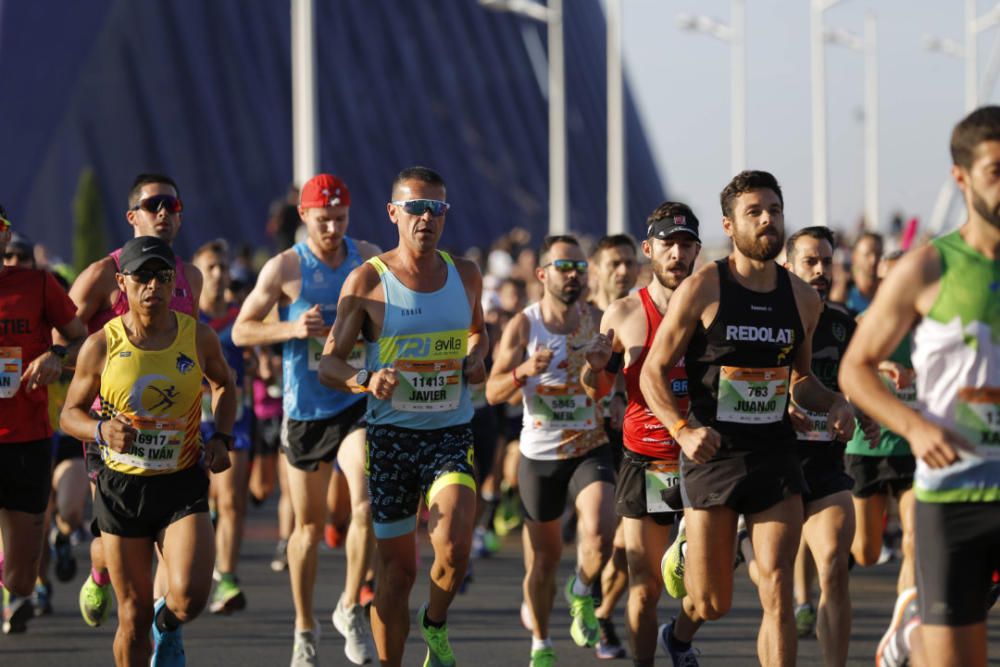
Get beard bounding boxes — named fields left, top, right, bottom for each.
left=549, top=281, right=582, bottom=305
left=733, top=225, right=783, bottom=261
left=970, top=186, right=1000, bottom=231
left=809, top=277, right=830, bottom=300
left=652, top=259, right=694, bottom=289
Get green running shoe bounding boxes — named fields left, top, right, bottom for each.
left=79, top=574, right=112, bottom=627
left=209, top=575, right=246, bottom=615
left=418, top=603, right=456, bottom=667
left=795, top=602, right=816, bottom=638
left=530, top=646, right=556, bottom=666
left=661, top=520, right=687, bottom=599
left=564, top=575, right=599, bottom=647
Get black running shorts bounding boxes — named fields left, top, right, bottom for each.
left=93, top=465, right=209, bottom=538
left=846, top=454, right=914, bottom=498
left=470, top=405, right=499, bottom=484
left=518, top=445, right=616, bottom=523
left=916, top=500, right=1000, bottom=626
left=614, top=449, right=680, bottom=526
left=0, top=439, right=53, bottom=514
left=253, top=415, right=282, bottom=458
left=281, top=400, right=366, bottom=472
left=797, top=443, right=853, bottom=504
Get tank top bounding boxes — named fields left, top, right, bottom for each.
left=911, top=231, right=1000, bottom=503
left=795, top=304, right=855, bottom=442
left=87, top=248, right=195, bottom=333
left=622, top=287, right=684, bottom=460
left=844, top=335, right=915, bottom=457
left=518, top=302, right=607, bottom=460
left=98, top=313, right=203, bottom=476
left=279, top=240, right=365, bottom=421
left=685, top=260, right=804, bottom=449
left=364, top=251, right=473, bottom=430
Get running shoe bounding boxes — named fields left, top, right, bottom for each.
left=595, top=617, right=626, bottom=659
left=2, top=589, right=33, bottom=634
left=530, top=646, right=556, bottom=666
left=325, top=523, right=346, bottom=549
left=661, top=519, right=687, bottom=599
left=659, top=620, right=700, bottom=666
left=875, top=587, right=919, bottom=667
left=151, top=597, right=185, bottom=666
left=564, top=575, right=600, bottom=648
left=271, top=539, right=289, bottom=572
left=51, top=528, right=77, bottom=583
left=418, top=603, right=456, bottom=667
left=209, top=575, right=247, bottom=615
left=493, top=487, right=523, bottom=537
left=332, top=600, right=374, bottom=665
left=794, top=602, right=816, bottom=638
left=290, top=629, right=319, bottom=667
left=520, top=600, right=535, bottom=632
left=359, top=580, right=375, bottom=609
left=32, top=580, right=53, bottom=617
left=79, top=573, right=112, bottom=627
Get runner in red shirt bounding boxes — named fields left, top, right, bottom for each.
left=0, top=207, right=86, bottom=633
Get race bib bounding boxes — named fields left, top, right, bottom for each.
left=716, top=366, right=789, bottom=424
left=393, top=359, right=462, bottom=412
left=104, top=416, right=185, bottom=471
left=794, top=404, right=832, bottom=442
left=0, top=347, right=22, bottom=398
left=955, top=387, right=1000, bottom=458
left=529, top=384, right=596, bottom=430
left=645, top=459, right=680, bottom=513
left=307, top=337, right=326, bottom=371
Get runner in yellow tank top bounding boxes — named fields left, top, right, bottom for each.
left=61, top=237, right=235, bottom=667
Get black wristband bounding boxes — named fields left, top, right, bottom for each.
left=210, top=432, right=234, bottom=451
left=604, top=351, right=624, bottom=375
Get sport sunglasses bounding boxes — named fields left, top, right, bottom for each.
left=543, top=259, right=589, bottom=273
left=390, top=199, right=450, bottom=216
left=131, top=194, right=184, bottom=214
left=122, top=268, right=176, bottom=284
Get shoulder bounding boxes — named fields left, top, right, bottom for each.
left=342, top=258, right=382, bottom=296
left=450, top=255, right=483, bottom=285
left=75, top=256, right=117, bottom=285
left=672, top=262, right=718, bottom=310
left=352, top=239, right=382, bottom=260
left=788, top=270, right=822, bottom=311
left=258, top=249, right=299, bottom=285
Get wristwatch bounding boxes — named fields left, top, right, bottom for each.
left=210, top=432, right=234, bottom=451
left=49, top=344, right=68, bottom=360
left=355, top=369, right=371, bottom=390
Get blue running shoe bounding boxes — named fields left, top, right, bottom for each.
left=151, top=597, right=185, bottom=666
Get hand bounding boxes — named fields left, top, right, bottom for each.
left=608, top=393, right=626, bottom=430
left=519, top=346, right=554, bottom=378
left=369, top=367, right=399, bottom=400
left=21, top=351, right=62, bottom=392
left=463, top=355, right=486, bottom=384
left=856, top=411, right=881, bottom=446
left=787, top=403, right=814, bottom=434
left=584, top=328, right=616, bottom=373
left=826, top=398, right=857, bottom=441
left=878, top=361, right=916, bottom=391
left=294, top=304, right=329, bottom=340
left=102, top=414, right=137, bottom=453
left=906, top=419, right=973, bottom=469
left=203, top=437, right=232, bottom=473
left=677, top=425, right=721, bottom=464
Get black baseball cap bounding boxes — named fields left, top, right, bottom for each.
left=119, top=236, right=176, bottom=273
left=647, top=213, right=700, bottom=242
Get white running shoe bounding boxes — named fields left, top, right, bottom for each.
left=290, top=628, right=319, bottom=667
left=520, top=600, right=535, bottom=632
left=332, top=600, right=374, bottom=665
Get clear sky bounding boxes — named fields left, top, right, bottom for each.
left=618, top=0, right=989, bottom=246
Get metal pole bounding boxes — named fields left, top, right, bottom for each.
left=811, top=0, right=828, bottom=226
left=731, top=0, right=746, bottom=173
left=864, top=13, right=879, bottom=230
left=606, top=0, right=625, bottom=235
left=967, top=0, right=979, bottom=111
left=549, top=0, right=568, bottom=235
left=291, top=0, right=319, bottom=187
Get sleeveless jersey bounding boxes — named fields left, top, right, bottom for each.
left=279, top=240, right=365, bottom=421
left=98, top=313, right=203, bottom=476
left=685, top=260, right=805, bottom=448
left=364, top=251, right=473, bottom=430
left=88, top=248, right=195, bottom=333
left=622, top=287, right=684, bottom=459
left=199, top=306, right=251, bottom=442
left=795, top=304, right=855, bottom=442
left=911, top=231, right=1000, bottom=503
left=518, top=302, right=607, bottom=460
left=845, top=335, right=915, bottom=457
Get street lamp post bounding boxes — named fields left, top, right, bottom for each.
left=291, top=0, right=318, bottom=187
left=811, top=0, right=846, bottom=228
left=480, top=0, right=567, bottom=236
left=676, top=0, right=746, bottom=175
left=607, top=0, right=625, bottom=235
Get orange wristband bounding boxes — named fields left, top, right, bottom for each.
left=512, top=367, right=526, bottom=388
left=669, top=419, right=689, bottom=439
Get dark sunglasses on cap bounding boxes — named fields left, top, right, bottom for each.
left=543, top=259, right=589, bottom=274
left=390, top=199, right=450, bottom=217
left=131, top=195, right=184, bottom=214
left=122, top=268, right=176, bottom=284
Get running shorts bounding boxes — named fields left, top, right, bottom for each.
left=470, top=405, right=499, bottom=484
left=916, top=500, right=1000, bottom=626
left=0, top=439, right=53, bottom=514
left=797, top=443, right=853, bottom=504
left=93, top=465, right=209, bottom=538
left=281, top=400, right=366, bottom=472
left=52, top=433, right=83, bottom=466
left=366, top=422, right=476, bottom=539
left=603, top=417, right=624, bottom=472
left=518, top=445, right=616, bottom=523
left=614, top=449, right=681, bottom=526
left=253, top=415, right=282, bottom=458
left=846, top=454, right=914, bottom=498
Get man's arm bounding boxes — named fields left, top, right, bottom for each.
left=232, top=253, right=312, bottom=347
left=60, top=332, right=115, bottom=444
left=581, top=302, right=624, bottom=400
left=456, top=257, right=489, bottom=384
left=198, top=322, right=236, bottom=473
left=183, top=262, right=203, bottom=309
left=52, top=258, right=116, bottom=347
left=486, top=312, right=546, bottom=405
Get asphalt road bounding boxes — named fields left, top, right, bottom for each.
left=4, top=502, right=999, bottom=666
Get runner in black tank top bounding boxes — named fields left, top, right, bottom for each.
left=638, top=171, right=857, bottom=666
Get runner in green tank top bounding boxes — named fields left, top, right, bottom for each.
left=840, top=106, right=1000, bottom=667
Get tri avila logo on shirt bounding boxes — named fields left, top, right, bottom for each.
left=724, top=325, right=795, bottom=345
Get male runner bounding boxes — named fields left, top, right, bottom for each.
left=581, top=203, right=704, bottom=666
left=319, top=165, right=487, bottom=667
left=57, top=173, right=202, bottom=628
left=232, top=173, right=379, bottom=666
left=487, top=235, right=616, bottom=667
left=840, top=105, right=1000, bottom=667
left=640, top=170, right=856, bottom=666
left=589, top=234, right=639, bottom=311
left=60, top=236, right=234, bottom=666
left=0, top=207, right=86, bottom=633
left=192, top=241, right=252, bottom=615
left=843, top=232, right=882, bottom=314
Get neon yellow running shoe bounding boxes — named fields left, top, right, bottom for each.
left=418, top=603, right=456, bottom=667
left=661, top=519, right=687, bottom=599
left=79, top=574, right=112, bottom=627
left=564, top=575, right=599, bottom=647
left=530, top=646, right=556, bottom=666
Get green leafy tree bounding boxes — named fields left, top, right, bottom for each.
left=73, top=168, right=108, bottom=274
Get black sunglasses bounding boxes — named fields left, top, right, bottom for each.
left=3, top=252, right=30, bottom=261
left=131, top=195, right=183, bottom=214
left=123, top=268, right=176, bottom=284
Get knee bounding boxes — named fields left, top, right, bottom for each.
left=817, top=551, right=851, bottom=595
left=852, top=541, right=881, bottom=567
left=168, top=591, right=207, bottom=624
left=379, top=559, right=417, bottom=596
left=59, top=504, right=84, bottom=529
left=119, top=598, right=154, bottom=633
left=435, top=536, right=471, bottom=570
left=628, top=573, right=662, bottom=615
left=577, top=527, right=609, bottom=558
left=4, top=571, right=35, bottom=598
left=757, top=566, right=791, bottom=608
left=294, top=521, right=325, bottom=548
left=350, top=499, right=372, bottom=527
left=692, top=593, right=731, bottom=621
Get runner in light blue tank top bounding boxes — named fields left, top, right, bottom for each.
left=280, top=239, right=365, bottom=421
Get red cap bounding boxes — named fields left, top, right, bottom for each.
left=300, top=174, right=351, bottom=208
